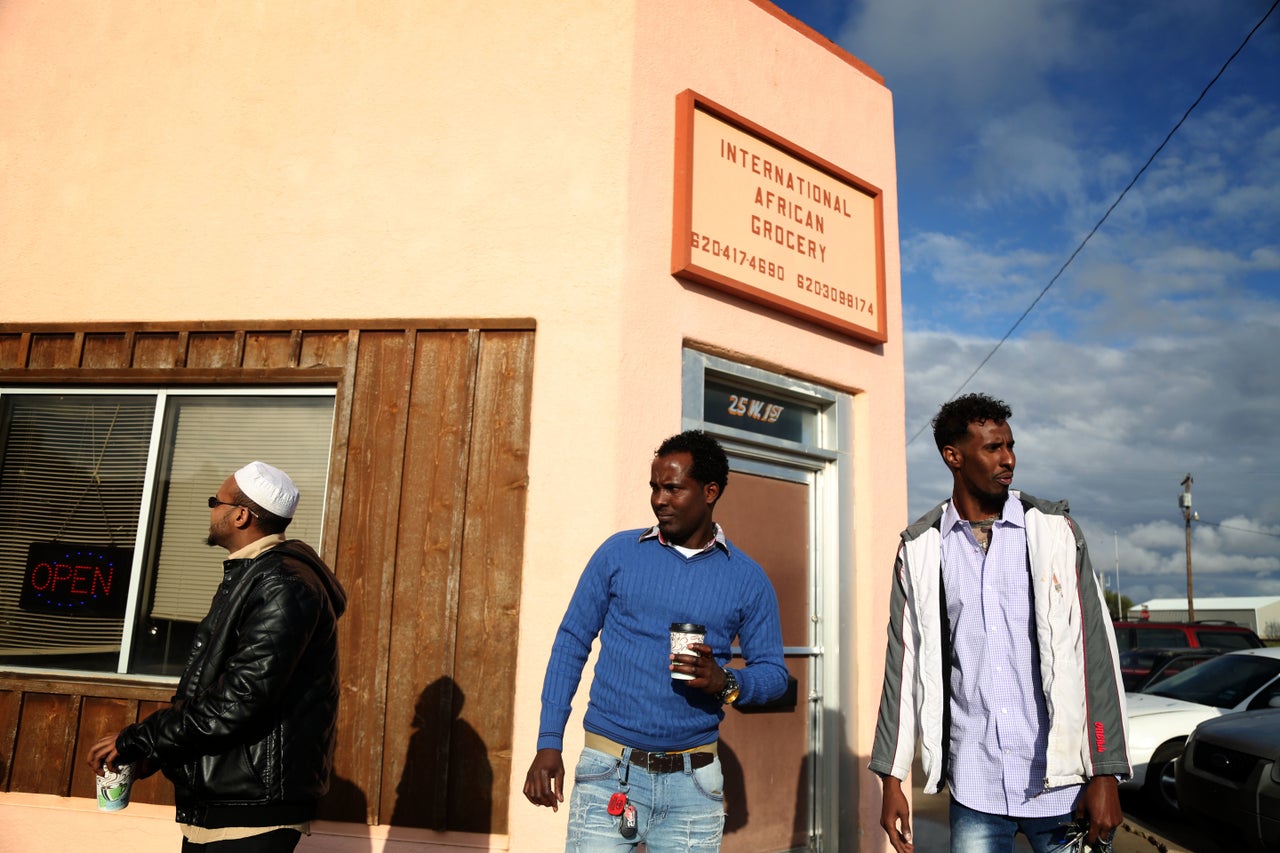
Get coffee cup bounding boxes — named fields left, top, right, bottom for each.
left=670, top=622, right=706, bottom=680
left=96, top=763, right=134, bottom=812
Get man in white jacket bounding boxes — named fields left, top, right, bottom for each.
left=870, top=394, right=1129, bottom=853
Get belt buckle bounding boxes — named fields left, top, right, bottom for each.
left=648, top=751, right=669, bottom=770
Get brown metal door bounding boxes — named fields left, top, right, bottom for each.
left=715, top=470, right=813, bottom=852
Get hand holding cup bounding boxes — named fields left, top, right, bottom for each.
left=670, top=622, right=707, bottom=680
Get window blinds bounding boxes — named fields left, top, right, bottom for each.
left=148, top=396, right=334, bottom=622
left=0, top=396, right=152, bottom=655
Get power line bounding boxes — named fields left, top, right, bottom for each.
left=1196, top=519, right=1280, bottom=541
left=907, top=0, right=1280, bottom=446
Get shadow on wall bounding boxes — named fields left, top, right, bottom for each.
left=317, top=773, right=371, bottom=848
left=391, top=676, right=494, bottom=833
left=316, top=676, right=493, bottom=834
left=719, top=739, right=747, bottom=834
left=720, top=707, right=865, bottom=850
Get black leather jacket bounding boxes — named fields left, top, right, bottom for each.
left=117, top=539, right=347, bottom=828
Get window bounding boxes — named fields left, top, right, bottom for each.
left=1197, top=630, right=1259, bottom=651
left=0, top=388, right=335, bottom=677
left=1131, top=628, right=1189, bottom=649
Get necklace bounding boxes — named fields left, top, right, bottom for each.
left=969, top=516, right=999, bottom=552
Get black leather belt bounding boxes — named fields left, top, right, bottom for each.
left=627, top=749, right=715, bottom=773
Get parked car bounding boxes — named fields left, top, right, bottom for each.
left=1111, top=619, right=1264, bottom=653
left=1177, top=708, right=1280, bottom=852
left=1119, top=646, right=1227, bottom=692
left=1121, top=646, right=1280, bottom=812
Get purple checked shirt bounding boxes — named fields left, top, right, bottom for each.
left=940, top=494, right=1081, bottom=817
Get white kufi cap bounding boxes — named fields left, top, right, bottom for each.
left=233, top=461, right=299, bottom=519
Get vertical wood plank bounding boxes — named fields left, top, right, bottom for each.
left=132, top=700, right=176, bottom=806
left=320, top=330, right=358, bottom=564
left=0, top=690, right=21, bottom=790
left=380, top=331, right=479, bottom=828
left=326, top=329, right=413, bottom=825
left=70, top=697, right=137, bottom=800
left=449, top=330, right=535, bottom=834
left=289, top=329, right=303, bottom=368
left=10, top=693, right=80, bottom=794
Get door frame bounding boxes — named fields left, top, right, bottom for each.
left=682, top=349, right=852, bottom=851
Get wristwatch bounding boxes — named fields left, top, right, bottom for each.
left=717, top=667, right=740, bottom=705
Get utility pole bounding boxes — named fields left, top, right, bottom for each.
left=1180, top=474, right=1196, bottom=621
left=1114, top=531, right=1122, bottom=619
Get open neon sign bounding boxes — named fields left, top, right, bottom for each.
left=20, top=542, right=131, bottom=618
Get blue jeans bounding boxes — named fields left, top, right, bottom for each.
left=565, top=747, right=725, bottom=852
left=949, top=798, right=1077, bottom=853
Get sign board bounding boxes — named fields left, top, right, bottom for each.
left=703, top=380, right=812, bottom=443
left=672, top=91, right=888, bottom=343
left=20, top=541, right=132, bottom=618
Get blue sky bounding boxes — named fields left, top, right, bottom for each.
left=773, top=0, right=1280, bottom=610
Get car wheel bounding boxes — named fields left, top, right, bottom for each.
left=1143, top=740, right=1184, bottom=814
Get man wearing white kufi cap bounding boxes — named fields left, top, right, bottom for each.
left=89, top=461, right=347, bottom=852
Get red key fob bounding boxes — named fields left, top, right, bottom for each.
left=607, top=792, right=627, bottom=816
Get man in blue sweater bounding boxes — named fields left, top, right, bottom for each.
left=523, top=430, right=787, bottom=850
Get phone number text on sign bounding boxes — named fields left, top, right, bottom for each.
left=797, top=274, right=874, bottom=316
left=690, top=231, right=785, bottom=281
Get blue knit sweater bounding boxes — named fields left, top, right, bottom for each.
left=536, top=527, right=787, bottom=753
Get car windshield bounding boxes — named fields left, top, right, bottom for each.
left=1145, top=654, right=1280, bottom=708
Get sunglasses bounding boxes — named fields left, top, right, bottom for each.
left=207, top=496, right=259, bottom=518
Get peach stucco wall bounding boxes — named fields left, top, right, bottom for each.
left=0, top=1, right=904, bottom=850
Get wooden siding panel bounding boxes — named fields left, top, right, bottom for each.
left=449, top=331, right=534, bottom=834
left=242, top=332, right=296, bottom=369
left=0, top=334, right=27, bottom=368
left=132, top=333, right=185, bottom=369
left=10, top=692, right=79, bottom=794
left=326, top=330, right=413, bottom=825
left=70, top=696, right=136, bottom=800
left=0, top=690, right=20, bottom=789
left=299, top=330, right=350, bottom=370
left=132, top=700, right=176, bottom=806
left=380, top=331, right=479, bottom=829
left=81, top=332, right=134, bottom=369
left=0, top=321, right=535, bottom=835
left=26, top=333, right=78, bottom=368
left=319, top=331, right=358, bottom=564
left=185, top=332, right=242, bottom=368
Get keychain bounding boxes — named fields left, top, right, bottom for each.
left=619, top=803, right=638, bottom=838
left=614, top=758, right=637, bottom=838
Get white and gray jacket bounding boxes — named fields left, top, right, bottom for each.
left=869, top=491, right=1131, bottom=794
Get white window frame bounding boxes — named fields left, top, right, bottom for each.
left=0, top=385, right=336, bottom=682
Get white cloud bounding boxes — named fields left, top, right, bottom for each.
left=903, top=299, right=1280, bottom=601
left=805, top=0, right=1280, bottom=604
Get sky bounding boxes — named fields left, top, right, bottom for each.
left=772, top=0, right=1280, bottom=611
